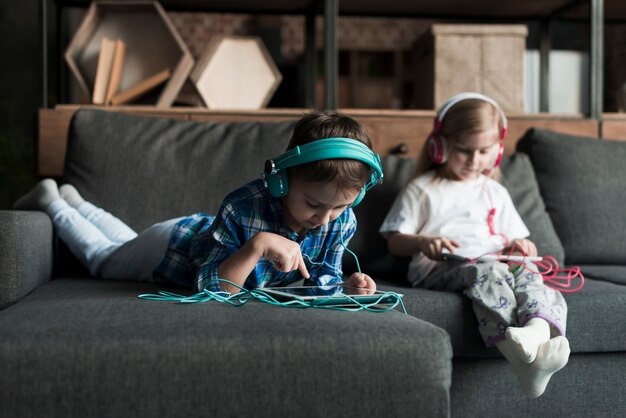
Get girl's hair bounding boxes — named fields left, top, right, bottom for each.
left=416, top=99, right=503, bottom=179
left=286, top=110, right=373, bottom=191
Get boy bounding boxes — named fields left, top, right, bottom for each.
left=15, top=110, right=382, bottom=294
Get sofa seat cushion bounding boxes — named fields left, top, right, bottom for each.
left=377, top=277, right=626, bottom=358
left=517, top=128, right=626, bottom=265
left=0, top=278, right=451, bottom=418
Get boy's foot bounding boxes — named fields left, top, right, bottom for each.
left=505, top=318, right=551, bottom=363
left=517, top=336, right=570, bottom=398
left=13, top=178, right=60, bottom=211
left=59, top=183, right=86, bottom=208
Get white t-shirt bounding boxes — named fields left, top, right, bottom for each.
left=379, top=171, right=529, bottom=284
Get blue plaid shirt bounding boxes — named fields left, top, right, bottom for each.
left=154, top=179, right=357, bottom=292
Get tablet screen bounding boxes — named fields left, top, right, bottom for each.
left=260, top=285, right=399, bottom=306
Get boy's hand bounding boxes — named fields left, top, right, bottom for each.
left=501, top=238, right=537, bottom=257
left=347, top=272, right=376, bottom=294
left=418, top=236, right=460, bottom=261
left=252, top=232, right=310, bottom=279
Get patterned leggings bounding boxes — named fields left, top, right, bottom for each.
left=420, top=260, right=567, bottom=347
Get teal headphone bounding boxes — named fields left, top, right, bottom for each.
left=263, top=137, right=384, bottom=207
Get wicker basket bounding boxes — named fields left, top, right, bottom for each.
left=412, top=24, right=528, bottom=112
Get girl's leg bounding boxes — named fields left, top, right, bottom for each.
left=59, top=184, right=137, bottom=243
left=453, top=261, right=569, bottom=398
left=506, top=263, right=568, bottom=362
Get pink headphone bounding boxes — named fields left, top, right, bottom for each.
left=427, top=92, right=508, bottom=171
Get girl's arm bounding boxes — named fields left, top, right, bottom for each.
left=501, top=238, right=538, bottom=257
left=387, top=231, right=459, bottom=260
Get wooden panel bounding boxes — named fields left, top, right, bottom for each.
left=601, top=114, right=626, bottom=141
left=505, top=117, right=599, bottom=154
left=38, top=108, right=75, bottom=177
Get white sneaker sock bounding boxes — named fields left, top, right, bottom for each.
left=59, top=184, right=86, bottom=209
left=497, top=336, right=570, bottom=398
left=505, top=317, right=551, bottom=363
left=13, top=179, right=61, bottom=211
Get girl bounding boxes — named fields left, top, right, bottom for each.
left=379, top=92, right=569, bottom=398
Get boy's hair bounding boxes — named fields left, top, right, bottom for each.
left=286, top=110, right=373, bottom=191
left=416, top=99, right=503, bottom=179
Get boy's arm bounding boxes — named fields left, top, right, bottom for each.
left=217, top=232, right=309, bottom=293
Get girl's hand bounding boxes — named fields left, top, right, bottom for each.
left=502, top=238, right=537, bottom=257
left=347, top=272, right=376, bottom=294
left=252, top=232, right=310, bottom=279
left=418, top=236, right=460, bottom=261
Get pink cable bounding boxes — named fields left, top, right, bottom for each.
left=471, top=244, right=585, bottom=293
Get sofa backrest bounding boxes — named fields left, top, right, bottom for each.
left=65, top=109, right=295, bottom=231
left=518, top=128, right=626, bottom=265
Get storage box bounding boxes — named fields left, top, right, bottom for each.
left=64, top=1, right=194, bottom=107
left=412, top=24, right=528, bottom=112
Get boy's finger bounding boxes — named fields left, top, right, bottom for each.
left=298, top=255, right=310, bottom=279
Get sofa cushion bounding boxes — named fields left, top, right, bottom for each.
left=378, top=277, right=626, bottom=358
left=578, top=265, right=626, bottom=286
left=0, top=277, right=452, bottom=418
left=517, top=128, right=626, bottom=265
left=499, top=153, right=565, bottom=263
left=65, top=109, right=295, bottom=231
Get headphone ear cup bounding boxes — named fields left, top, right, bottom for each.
left=266, top=170, right=289, bottom=197
left=427, top=134, right=447, bottom=165
left=491, top=141, right=504, bottom=170
left=350, top=187, right=366, bottom=208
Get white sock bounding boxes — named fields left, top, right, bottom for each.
left=505, top=317, right=551, bottom=363
left=497, top=336, right=570, bottom=398
left=59, top=184, right=86, bottom=209
left=13, top=179, right=61, bottom=211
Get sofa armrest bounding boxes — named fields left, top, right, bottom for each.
left=0, top=210, right=53, bottom=310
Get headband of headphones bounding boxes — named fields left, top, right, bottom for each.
left=433, top=92, right=508, bottom=140
left=263, top=137, right=384, bottom=206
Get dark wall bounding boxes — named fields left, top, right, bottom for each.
left=0, top=0, right=42, bottom=208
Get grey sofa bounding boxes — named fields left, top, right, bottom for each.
left=1, top=109, right=624, bottom=417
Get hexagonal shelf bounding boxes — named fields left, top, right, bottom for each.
left=64, top=1, right=194, bottom=107
left=190, top=36, right=282, bottom=109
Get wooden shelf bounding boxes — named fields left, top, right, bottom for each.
left=64, top=1, right=194, bottom=107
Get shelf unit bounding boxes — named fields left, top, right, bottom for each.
left=43, top=0, right=616, bottom=117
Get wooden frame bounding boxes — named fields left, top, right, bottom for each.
left=64, top=1, right=194, bottom=108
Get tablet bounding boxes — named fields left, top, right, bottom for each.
left=260, top=284, right=402, bottom=307
left=443, top=253, right=543, bottom=263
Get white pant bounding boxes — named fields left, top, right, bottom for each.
left=46, top=199, right=181, bottom=281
